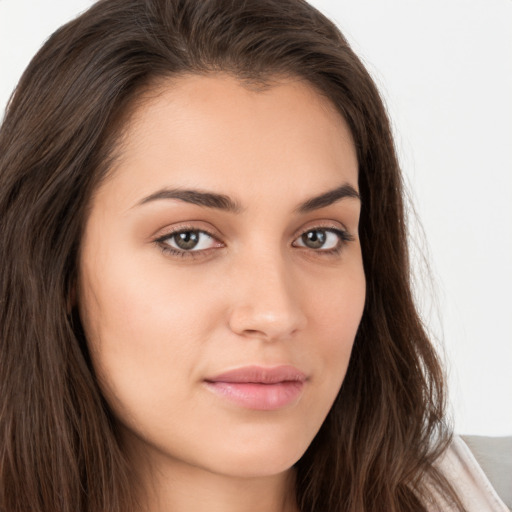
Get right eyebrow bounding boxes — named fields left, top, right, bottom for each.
left=134, top=188, right=244, bottom=213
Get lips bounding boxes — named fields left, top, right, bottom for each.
left=204, top=365, right=306, bottom=411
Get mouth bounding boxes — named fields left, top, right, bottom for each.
left=204, top=365, right=307, bottom=411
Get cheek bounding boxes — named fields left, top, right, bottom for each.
left=77, top=248, right=221, bottom=420
left=309, top=262, right=365, bottom=386
left=310, top=259, right=365, bottom=342
left=80, top=241, right=219, bottom=347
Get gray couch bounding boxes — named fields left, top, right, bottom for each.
left=461, top=435, right=512, bottom=510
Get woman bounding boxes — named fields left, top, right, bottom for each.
left=0, top=1, right=507, bottom=511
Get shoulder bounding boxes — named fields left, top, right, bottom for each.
left=428, top=435, right=510, bottom=512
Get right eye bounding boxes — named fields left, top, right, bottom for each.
left=155, top=228, right=222, bottom=256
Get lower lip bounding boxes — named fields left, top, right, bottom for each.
left=204, top=381, right=304, bottom=410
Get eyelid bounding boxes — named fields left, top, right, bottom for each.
left=291, top=220, right=353, bottom=241
left=151, top=220, right=222, bottom=241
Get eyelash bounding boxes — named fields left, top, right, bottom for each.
left=154, top=225, right=355, bottom=259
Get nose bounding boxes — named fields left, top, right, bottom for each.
left=227, top=252, right=307, bottom=342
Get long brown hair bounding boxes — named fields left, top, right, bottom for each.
left=0, top=1, right=465, bottom=511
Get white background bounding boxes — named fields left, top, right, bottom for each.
left=1, top=0, right=511, bottom=436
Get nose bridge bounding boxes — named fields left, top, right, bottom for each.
left=227, top=244, right=306, bottom=341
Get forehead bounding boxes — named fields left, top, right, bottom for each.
left=99, top=73, right=358, bottom=209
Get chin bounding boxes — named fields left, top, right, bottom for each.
left=198, top=434, right=310, bottom=479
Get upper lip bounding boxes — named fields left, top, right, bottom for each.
left=205, top=365, right=307, bottom=384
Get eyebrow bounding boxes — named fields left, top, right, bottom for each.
left=295, top=183, right=360, bottom=213
left=137, top=188, right=243, bottom=213
left=135, top=183, right=360, bottom=213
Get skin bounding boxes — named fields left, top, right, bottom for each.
left=78, top=73, right=366, bottom=512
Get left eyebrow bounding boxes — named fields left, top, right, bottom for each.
left=295, top=183, right=360, bottom=213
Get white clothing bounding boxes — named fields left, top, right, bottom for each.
left=428, top=435, right=510, bottom=511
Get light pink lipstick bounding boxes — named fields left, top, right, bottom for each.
left=204, top=365, right=306, bottom=411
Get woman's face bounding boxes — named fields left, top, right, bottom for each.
left=78, top=74, right=365, bottom=479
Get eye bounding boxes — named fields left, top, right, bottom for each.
left=292, top=227, right=353, bottom=253
left=155, top=228, right=221, bottom=255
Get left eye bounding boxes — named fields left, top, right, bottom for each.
left=160, top=230, right=217, bottom=251
left=293, top=228, right=344, bottom=251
